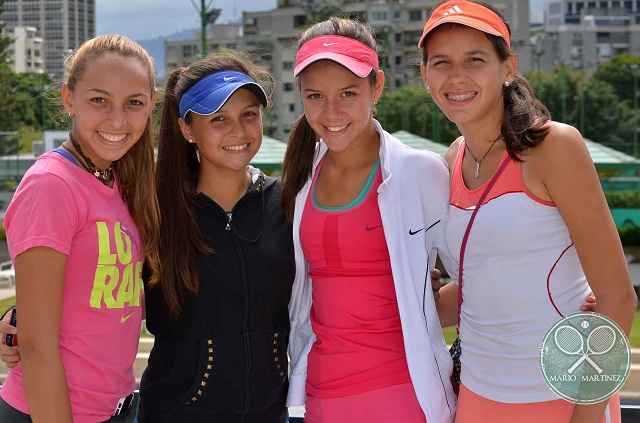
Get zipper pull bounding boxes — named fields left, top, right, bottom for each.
left=225, top=212, right=232, bottom=231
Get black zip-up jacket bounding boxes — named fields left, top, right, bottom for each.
left=138, top=173, right=295, bottom=423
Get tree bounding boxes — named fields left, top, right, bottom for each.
left=297, top=0, right=341, bottom=23
left=591, top=53, right=640, bottom=104
left=0, top=0, right=12, bottom=62
left=377, top=86, right=459, bottom=145
left=0, top=63, right=18, bottom=131
left=581, top=78, right=635, bottom=148
left=533, top=65, right=580, bottom=127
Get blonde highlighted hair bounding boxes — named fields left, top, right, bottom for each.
left=65, top=34, right=161, bottom=279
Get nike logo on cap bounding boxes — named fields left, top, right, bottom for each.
left=120, top=312, right=135, bottom=324
left=223, top=76, right=237, bottom=81
left=323, top=42, right=339, bottom=47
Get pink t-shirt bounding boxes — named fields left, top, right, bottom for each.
left=300, top=161, right=411, bottom=398
left=1, top=152, right=144, bottom=422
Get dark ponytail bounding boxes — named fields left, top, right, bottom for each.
left=501, top=73, right=551, bottom=161
left=281, top=114, right=319, bottom=222
left=149, top=67, right=206, bottom=318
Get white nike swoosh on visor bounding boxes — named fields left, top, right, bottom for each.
left=223, top=77, right=237, bottom=81
left=322, top=42, right=339, bottom=47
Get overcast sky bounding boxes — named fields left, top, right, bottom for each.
left=96, top=0, right=546, bottom=41
left=96, top=0, right=277, bottom=40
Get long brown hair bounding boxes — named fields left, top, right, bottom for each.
left=65, top=34, right=161, bottom=280
left=280, top=17, right=380, bottom=222
left=421, top=0, right=551, bottom=161
left=151, top=53, right=274, bottom=317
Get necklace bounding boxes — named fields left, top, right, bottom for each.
left=465, top=137, right=501, bottom=178
left=62, top=132, right=113, bottom=186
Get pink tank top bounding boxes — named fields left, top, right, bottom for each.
left=300, top=159, right=411, bottom=398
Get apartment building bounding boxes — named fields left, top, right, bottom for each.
left=0, top=0, right=95, bottom=79
left=538, top=0, right=640, bottom=73
left=4, top=25, right=44, bottom=73
left=166, top=0, right=531, bottom=140
left=164, top=21, right=243, bottom=71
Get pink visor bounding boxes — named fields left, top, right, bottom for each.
left=294, top=35, right=379, bottom=78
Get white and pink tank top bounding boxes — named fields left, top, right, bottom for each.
left=444, top=142, right=592, bottom=403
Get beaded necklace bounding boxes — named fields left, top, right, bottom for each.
left=61, top=132, right=113, bottom=186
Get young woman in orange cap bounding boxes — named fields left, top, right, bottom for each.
left=420, top=1, right=636, bottom=422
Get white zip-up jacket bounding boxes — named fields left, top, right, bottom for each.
left=286, top=120, right=457, bottom=422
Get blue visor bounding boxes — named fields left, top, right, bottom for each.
left=178, top=70, right=268, bottom=119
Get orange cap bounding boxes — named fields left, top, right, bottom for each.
left=418, top=1, right=510, bottom=49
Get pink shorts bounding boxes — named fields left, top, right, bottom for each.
left=305, top=383, right=426, bottom=423
left=455, top=383, right=621, bottom=423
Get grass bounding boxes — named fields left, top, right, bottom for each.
left=1, top=296, right=639, bottom=347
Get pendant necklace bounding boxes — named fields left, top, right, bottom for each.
left=62, top=132, right=113, bottom=186
left=465, top=137, right=501, bottom=178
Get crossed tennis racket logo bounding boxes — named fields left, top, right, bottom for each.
left=554, top=324, right=616, bottom=374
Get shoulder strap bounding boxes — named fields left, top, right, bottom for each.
left=457, top=157, right=511, bottom=330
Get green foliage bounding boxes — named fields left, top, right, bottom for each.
left=591, top=53, right=640, bottom=104
left=619, top=226, right=640, bottom=246
left=0, top=68, right=63, bottom=136
left=582, top=78, right=634, bottom=146
left=528, top=60, right=640, bottom=153
left=534, top=65, right=580, bottom=125
left=377, top=86, right=460, bottom=144
left=605, top=190, right=640, bottom=208
left=0, top=0, right=11, bottom=62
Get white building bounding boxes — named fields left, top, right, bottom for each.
left=537, top=0, right=640, bottom=73
left=4, top=26, right=44, bottom=73
left=0, top=0, right=95, bottom=79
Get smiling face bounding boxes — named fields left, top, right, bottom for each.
left=299, top=60, right=384, bottom=155
left=178, top=87, right=263, bottom=176
left=422, top=25, right=515, bottom=132
left=62, top=53, right=157, bottom=169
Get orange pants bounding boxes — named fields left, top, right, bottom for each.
left=455, top=383, right=621, bottom=423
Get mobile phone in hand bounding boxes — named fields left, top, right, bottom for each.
left=5, top=308, right=17, bottom=347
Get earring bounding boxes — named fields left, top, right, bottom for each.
left=426, top=86, right=431, bottom=93
left=504, top=81, right=510, bottom=87
left=373, top=98, right=378, bottom=105
left=68, top=111, right=74, bottom=119
left=188, top=139, right=195, bottom=144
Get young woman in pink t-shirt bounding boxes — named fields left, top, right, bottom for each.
left=0, top=35, right=159, bottom=423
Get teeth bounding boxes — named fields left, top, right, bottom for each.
left=326, top=125, right=347, bottom=132
left=446, top=92, right=476, bottom=101
left=224, top=144, right=248, bottom=151
left=99, top=132, right=126, bottom=142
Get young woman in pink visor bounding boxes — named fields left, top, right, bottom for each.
left=420, top=1, right=636, bottom=422
left=281, top=17, right=457, bottom=423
